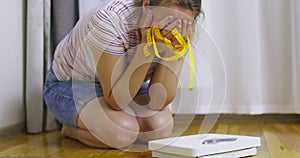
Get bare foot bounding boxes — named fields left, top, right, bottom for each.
left=60, top=125, right=111, bottom=148
left=61, top=125, right=72, bottom=138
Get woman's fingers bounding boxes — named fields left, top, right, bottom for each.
left=143, top=13, right=153, bottom=28
left=187, top=21, right=194, bottom=39
left=158, top=16, right=174, bottom=30
left=164, top=19, right=180, bottom=32
left=176, top=20, right=182, bottom=34
left=154, top=16, right=195, bottom=45
left=161, top=19, right=180, bottom=39
left=181, top=20, right=188, bottom=38
left=172, top=19, right=189, bottom=46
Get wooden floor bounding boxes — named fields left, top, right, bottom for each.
left=1, top=118, right=300, bottom=157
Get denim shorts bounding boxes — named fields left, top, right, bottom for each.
left=43, top=65, right=149, bottom=127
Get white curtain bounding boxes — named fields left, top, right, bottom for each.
left=26, top=0, right=59, bottom=133
left=199, top=0, right=300, bottom=114
left=78, top=0, right=300, bottom=115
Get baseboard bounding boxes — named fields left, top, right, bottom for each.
left=0, top=123, right=25, bottom=142
left=174, top=114, right=300, bottom=123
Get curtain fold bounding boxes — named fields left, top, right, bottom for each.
left=51, top=0, right=79, bottom=55
left=26, top=0, right=79, bottom=133
left=26, top=0, right=46, bottom=134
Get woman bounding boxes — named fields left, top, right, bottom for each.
left=44, top=0, right=202, bottom=149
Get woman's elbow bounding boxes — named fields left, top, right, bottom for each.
left=164, top=90, right=176, bottom=107
left=104, top=95, right=123, bottom=111
left=165, top=93, right=176, bottom=106
left=148, top=88, right=177, bottom=111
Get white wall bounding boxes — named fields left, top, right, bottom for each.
left=0, top=0, right=25, bottom=128
left=79, top=0, right=105, bottom=18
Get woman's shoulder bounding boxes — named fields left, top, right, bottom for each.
left=85, top=0, right=136, bottom=31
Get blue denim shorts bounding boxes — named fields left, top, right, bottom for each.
left=44, top=65, right=149, bottom=127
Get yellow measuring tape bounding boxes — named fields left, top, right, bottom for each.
left=143, top=26, right=195, bottom=90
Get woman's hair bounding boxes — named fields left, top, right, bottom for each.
left=134, top=0, right=203, bottom=18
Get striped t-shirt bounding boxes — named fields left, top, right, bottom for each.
left=52, top=0, right=159, bottom=82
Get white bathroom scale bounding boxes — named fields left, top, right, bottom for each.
left=149, top=134, right=261, bottom=158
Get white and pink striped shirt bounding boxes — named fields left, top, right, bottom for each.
left=53, top=0, right=159, bottom=82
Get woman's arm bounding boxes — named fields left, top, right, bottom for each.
left=96, top=45, right=155, bottom=111
left=148, top=53, right=184, bottom=110
left=96, top=13, right=178, bottom=110
left=148, top=20, right=192, bottom=110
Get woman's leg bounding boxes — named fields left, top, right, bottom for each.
left=62, top=97, right=140, bottom=149
left=130, top=94, right=174, bottom=142
left=137, top=108, right=174, bottom=142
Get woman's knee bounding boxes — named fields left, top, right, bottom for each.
left=139, top=108, right=174, bottom=132
left=137, top=108, right=174, bottom=142
left=79, top=114, right=139, bottom=148
left=78, top=97, right=140, bottom=148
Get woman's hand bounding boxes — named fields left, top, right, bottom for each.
left=139, top=13, right=194, bottom=57
left=172, top=20, right=194, bottom=45
left=140, top=15, right=176, bottom=43
left=156, top=17, right=180, bottom=51
left=160, top=19, right=194, bottom=57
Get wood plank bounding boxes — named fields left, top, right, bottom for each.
left=184, top=123, right=201, bottom=135
left=212, top=123, right=230, bottom=134
left=0, top=132, right=62, bottom=157
left=45, top=138, right=97, bottom=158
left=228, top=123, right=270, bottom=158
left=244, top=123, right=270, bottom=158
left=170, top=122, right=199, bottom=137
left=291, top=123, right=300, bottom=134
left=0, top=135, right=29, bottom=152
left=228, top=123, right=240, bottom=135
left=262, top=123, right=300, bottom=158
left=47, top=137, right=152, bottom=158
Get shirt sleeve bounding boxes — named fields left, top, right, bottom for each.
left=86, top=9, right=126, bottom=55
